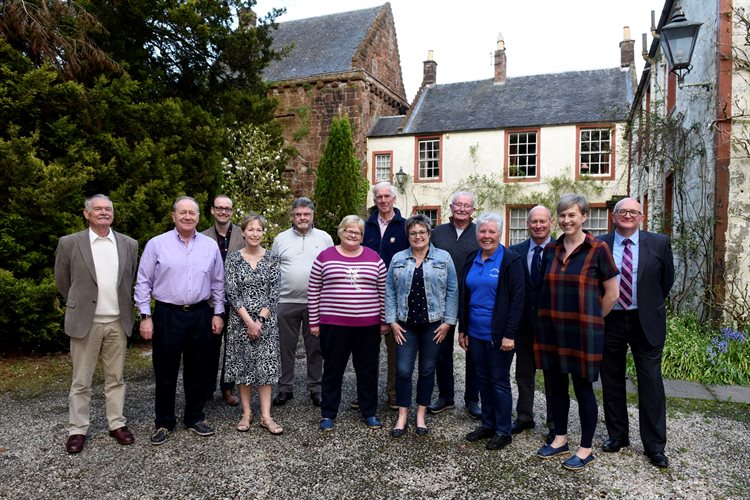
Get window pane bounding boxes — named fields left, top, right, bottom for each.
left=418, top=138, right=440, bottom=179
left=508, top=132, right=537, bottom=178
left=579, top=128, right=611, bottom=176
left=583, top=207, right=609, bottom=236
left=508, top=208, right=528, bottom=245
left=415, top=209, right=438, bottom=227
left=375, top=154, right=391, bottom=182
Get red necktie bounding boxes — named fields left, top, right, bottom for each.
left=618, top=239, right=633, bottom=309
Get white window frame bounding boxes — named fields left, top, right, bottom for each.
left=579, top=128, right=612, bottom=176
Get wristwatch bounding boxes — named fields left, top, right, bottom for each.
left=139, top=314, right=151, bottom=320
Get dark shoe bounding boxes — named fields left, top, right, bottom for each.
left=511, top=420, right=536, bottom=434
left=109, top=426, right=135, bottom=445
left=428, top=398, right=455, bottom=414
left=465, top=401, right=482, bottom=420
left=222, top=389, right=240, bottom=407
left=465, top=426, right=495, bottom=442
left=187, top=421, right=215, bottom=437
left=364, top=416, right=382, bottom=429
left=150, top=427, right=170, bottom=446
left=545, top=430, right=556, bottom=445
left=65, top=434, right=86, bottom=454
left=388, top=398, right=399, bottom=411
left=310, top=393, right=321, bottom=407
left=273, top=391, right=293, bottom=406
left=562, top=453, right=596, bottom=471
left=602, top=438, right=630, bottom=453
left=390, top=424, right=408, bottom=438
left=350, top=400, right=360, bottom=410
left=537, top=442, right=570, bottom=459
left=415, top=426, right=429, bottom=436
left=647, top=451, right=669, bottom=468
left=486, top=434, right=512, bottom=450
left=319, top=418, right=335, bottom=432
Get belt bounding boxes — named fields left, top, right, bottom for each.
left=156, top=300, right=209, bottom=312
left=609, top=308, right=638, bottom=315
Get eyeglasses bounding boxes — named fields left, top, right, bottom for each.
left=614, top=209, right=642, bottom=217
left=292, top=212, right=313, bottom=218
left=408, top=230, right=429, bottom=238
left=344, top=230, right=362, bottom=237
left=451, top=203, right=474, bottom=210
left=213, top=206, right=233, bottom=213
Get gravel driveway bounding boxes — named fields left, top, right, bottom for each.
left=1, top=349, right=748, bottom=499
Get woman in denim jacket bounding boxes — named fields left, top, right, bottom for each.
left=385, top=214, right=458, bottom=437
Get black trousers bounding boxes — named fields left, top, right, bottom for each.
left=434, top=324, right=480, bottom=405
left=152, top=301, right=213, bottom=429
left=319, top=324, right=380, bottom=419
left=547, top=370, right=598, bottom=448
left=602, top=309, right=667, bottom=454
left=514, top=328, right=554, bottom=429
left=207, top=322, right=234, bottom=394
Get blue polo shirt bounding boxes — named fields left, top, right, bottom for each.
left=465, top=246, right=504, bottom=341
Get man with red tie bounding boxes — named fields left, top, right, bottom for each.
left=598, top=197, right=674, bottom=468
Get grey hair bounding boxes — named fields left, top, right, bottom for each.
left=173, top=196, right=200, bottom=214
left=405, top=214, right=432, bottom=235
left=372, top=181, right=397, bottom=198
left=337, top=215, right=365, bottom=238
left=556, top=194, right=589, bottom=216
left=475, top=212, right=504, bottom=235
left=450, top=191, right=476, bottom=207
left=291, top=197, right=315, bottom=212
left=240, top=212, right=266, bottom=231
left=84, top=194, right=112, bottom=211
left=527, top=205, right=552, bottom=221
left=612, top=197, right=641, bottom=212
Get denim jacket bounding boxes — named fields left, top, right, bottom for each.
left=385, top=243, right=458, bottom=325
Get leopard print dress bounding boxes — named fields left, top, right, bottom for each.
left=223, top=250, right=281, bottom=386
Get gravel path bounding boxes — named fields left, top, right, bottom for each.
left=1, top=349, right=748, bottom=499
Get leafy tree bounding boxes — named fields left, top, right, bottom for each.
left=222, top=124, right=293, bottom=244
left=313, top=117, right=368, bottom=237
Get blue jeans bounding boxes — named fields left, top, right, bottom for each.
left=469, top=337, right=513, bottom=436
left=395, top=322, right=441, bottom=408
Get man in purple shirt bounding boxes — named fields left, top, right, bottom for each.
left=135, top=196, right=226, bottom=445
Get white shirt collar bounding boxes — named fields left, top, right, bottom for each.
left=614, top=230, right=639, bottom=246
left=530, top=236, right=551, bottom=250
left=89, top=227, right=115, bottom=244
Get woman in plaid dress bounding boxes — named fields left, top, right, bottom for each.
left=534, top=194, right=619, bottom=471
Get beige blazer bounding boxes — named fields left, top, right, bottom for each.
left=201, top=223, right=245, bottom=257
left=54, top=230, right=139, bottom=338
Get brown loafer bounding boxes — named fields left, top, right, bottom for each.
left=66, top=434, right=86, bottom=454
left=222, top=389, right=240, bottom=406
left=109, top=426, right=135, bottom=445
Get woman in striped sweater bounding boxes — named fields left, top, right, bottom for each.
left=308, top=215, right=388, bottom=431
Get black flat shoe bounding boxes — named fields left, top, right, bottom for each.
left=511, top=420, right=535, bottom=434
left=415, top=426, right=429, bottom=436
left=390, top=424, right=408, bottom=438
left=647, top=451, right=669, bottom=468
left=273, top=391, right=293, bottom=406
left=486, top=434, right=512, bottom=450
left=465, top=426, right=495, bottom=442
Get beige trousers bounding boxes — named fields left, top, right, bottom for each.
left=69, top=320, right=127, bottom=435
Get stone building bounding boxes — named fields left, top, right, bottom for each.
left=264, top=3, right=408, bottom=195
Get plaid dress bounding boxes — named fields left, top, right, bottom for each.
left=534, top=232, right=618, bottom=381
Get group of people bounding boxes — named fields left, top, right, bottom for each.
left=54, top=183, right=674, bottom=472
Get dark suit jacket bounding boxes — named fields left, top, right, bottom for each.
left=509, top=239, right=544, bottom=341
left=599, top=231, right=674, bottom=346
left=54, top=229, right=139, bottom=338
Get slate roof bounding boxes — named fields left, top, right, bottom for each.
left=369, top=67, right=633, bottom=137
left=263, top=5, right=383, bottom=82
left=369, top=115, right=403, bottom=137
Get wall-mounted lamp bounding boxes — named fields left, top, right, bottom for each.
left=659, top=7, right=703, bottom=88
left=394, top=167, right=408, bottom=192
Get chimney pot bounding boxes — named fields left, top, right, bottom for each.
left=620, top=26, right=635, bottom=67
left=494, top=34, right=506, bottom=84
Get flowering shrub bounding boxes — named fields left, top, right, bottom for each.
left=222, top=124, right=293, bottom=244
left=629, top=314, right=750, bottom=385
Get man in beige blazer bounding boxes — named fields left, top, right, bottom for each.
left=54, top=194, right=139, bottom=454
left=201, top=194, right=244, bottom=406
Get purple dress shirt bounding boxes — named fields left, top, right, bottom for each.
left=135, top=229, right=225, bottom=315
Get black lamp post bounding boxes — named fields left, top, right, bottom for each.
left=659, top=7, right=703, bottom=88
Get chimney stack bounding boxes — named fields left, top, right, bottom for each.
left=620, top=26, right=635, bottom=67
left=421, top=50, right=437, bottom=87
left=494, top=33, right=506, bottom=84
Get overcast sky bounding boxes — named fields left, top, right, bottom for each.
left=253, top=0, right=668, bottom=101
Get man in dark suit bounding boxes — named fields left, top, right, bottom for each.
left=509, top=205, right=554, bottom=443
left=54, top=194, right=139, bottom=454
left=202, top=194, right=244, bottom=406
left=599, top=197, right=674, bottom=468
